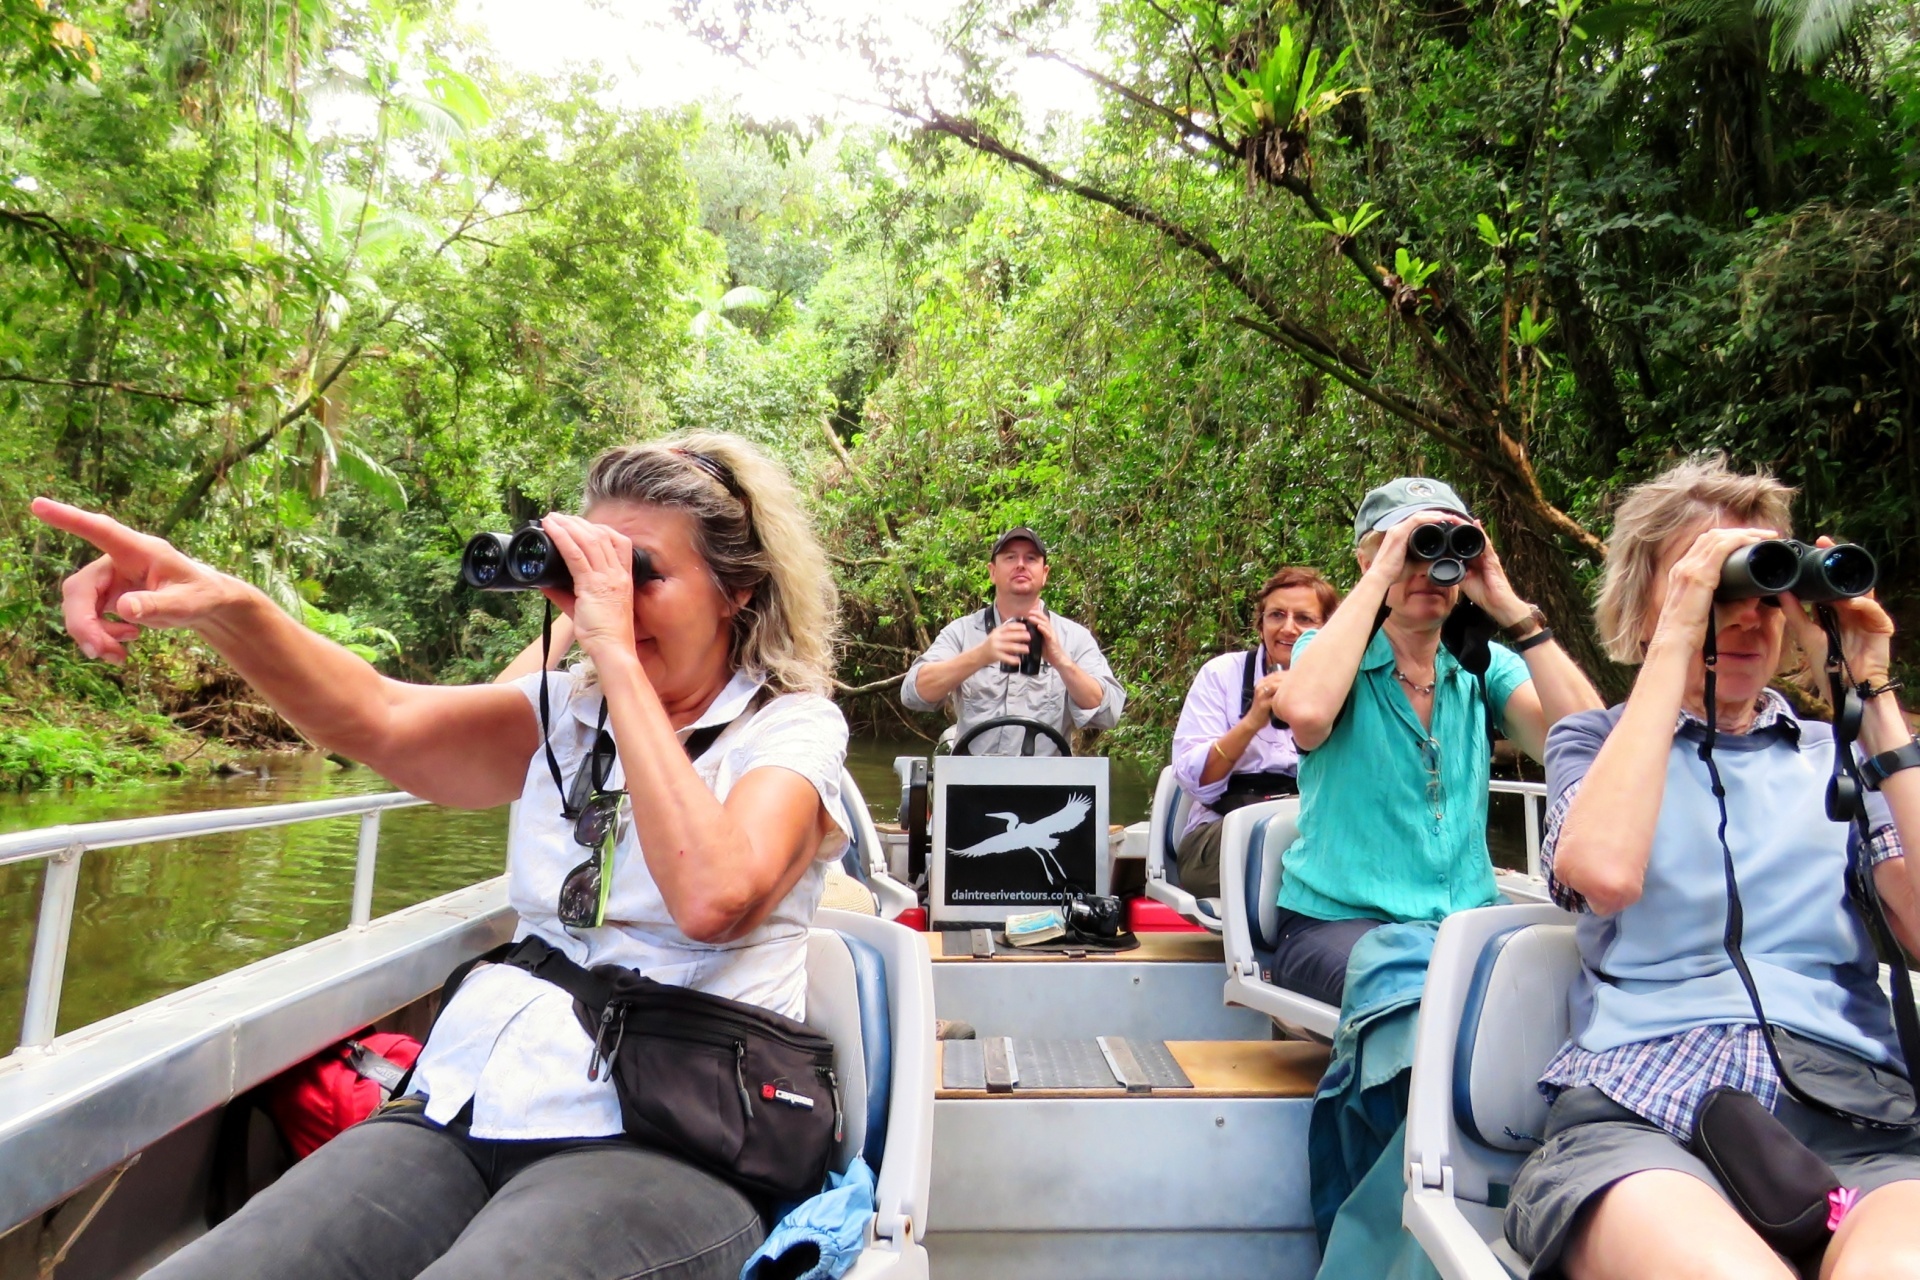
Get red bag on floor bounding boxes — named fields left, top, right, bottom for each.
left=261, top=1032, right=422, bottom=1159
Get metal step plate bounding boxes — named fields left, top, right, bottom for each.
left=942, top=1037, right=1194, bottom=1092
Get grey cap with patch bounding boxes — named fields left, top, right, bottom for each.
left=1352, top=477, right=1472, bottom=544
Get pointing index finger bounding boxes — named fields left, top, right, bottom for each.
left=32, top=498, right=161, bottom=567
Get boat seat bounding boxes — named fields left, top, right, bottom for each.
left=806, top=911, right=938, bottom=1275
left=805, top=929, right=894, bottom=1169
left=838, top=770, right=917, bottom=921
left=1403, top=904, right=1579, bottom=1280
left=1142, top=766, right=1223, bottom=933
left=1217, top=797, right=1339, bottom=1041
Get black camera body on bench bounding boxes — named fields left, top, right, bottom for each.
left=460, top=520, right=657, bottom=593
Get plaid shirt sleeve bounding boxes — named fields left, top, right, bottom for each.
left=1539, top=777, right=1589, bottom=912
left=1868, top=822, right=1904, bottom=867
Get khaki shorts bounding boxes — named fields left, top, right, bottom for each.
left=1506, top=1036, right=1920, bottom=1278
left=1174, top=819, right=1225, bottom=898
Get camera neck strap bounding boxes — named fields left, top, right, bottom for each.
left=1698, top=616, right=1920, bottom=1128
left=535, top=601, right=739, bottom=820
left=1242, top=647, right=1289, bottom=731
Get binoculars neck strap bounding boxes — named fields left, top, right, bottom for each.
left=537, top=600, right=608, bottom=821
left=1696, top=619, right=1920, bottom=1127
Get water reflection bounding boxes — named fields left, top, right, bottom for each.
left=0, top=757, right=506, bottom=1053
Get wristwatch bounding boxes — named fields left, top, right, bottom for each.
left=1501, top=604, right=1548, bottom=642
left=1863, top=740, right=1920, bottom=791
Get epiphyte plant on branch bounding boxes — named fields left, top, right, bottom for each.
left=1215, top=22, right=1363, bottom=187
left=1303, top=201, right=1382, bottom=249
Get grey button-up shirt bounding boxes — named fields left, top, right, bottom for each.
left=901, top=603, right=1126, bottom=756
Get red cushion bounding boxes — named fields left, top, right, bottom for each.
left=1128, top=898, right=1206, bottom=933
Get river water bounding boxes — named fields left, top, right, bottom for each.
left=0, top=738, right=1155, bottom=1053
left=0, top=740, right=1533, bottom=1055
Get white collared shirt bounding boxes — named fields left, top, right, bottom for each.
left=900, top=603, right=1127, bottom=755
left=1170, top=648, right=1300, bottom=837
left=407, top=666, right=851, bottom=1139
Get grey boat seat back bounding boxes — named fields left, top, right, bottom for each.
left=836, top=770, right=917, bottom=921
left=1217, top=797, right=1338, bottom=1041
left=805, top=928, right=894, bottom=1170
left=1404, top=903, right=1580, bottom=1280
left=1143, top=765, right=1222, bottom=932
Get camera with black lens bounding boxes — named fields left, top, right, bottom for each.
left=1406, top=519, right=1486, bottom=588
left=460, top=520, right=657, bottom=593
left=1717, top=539, right=1876, bottom=604
left=1063, top=891, right=1123, bottom=940
left=998, top=617, right=1044, bottom=676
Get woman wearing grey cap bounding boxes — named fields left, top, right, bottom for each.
left=1271, top=477, right=1602, bottom=1004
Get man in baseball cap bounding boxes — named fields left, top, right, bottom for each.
left=902, top=527, right=1125, bottom=756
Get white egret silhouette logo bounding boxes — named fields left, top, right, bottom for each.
left=948, top=793, right=1093, bottom=885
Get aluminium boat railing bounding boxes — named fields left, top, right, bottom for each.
left=5, top=779, right=1551, bottom=1057
left=1489, top=778, right=1548, bottom=879
left=3, top=792, right=430, bottom=1054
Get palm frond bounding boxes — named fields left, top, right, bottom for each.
left=1756, top=0, right=1869, bottom=67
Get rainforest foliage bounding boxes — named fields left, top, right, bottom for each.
left=0, top=0, right=1915, bottom=781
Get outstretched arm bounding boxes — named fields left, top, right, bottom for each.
left=36, top=498, right=537, bottom=809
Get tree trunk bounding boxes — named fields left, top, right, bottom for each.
left=1476, top=481, right=1629, bottom=700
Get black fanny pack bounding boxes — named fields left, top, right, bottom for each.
left=430, top=935, right=841, bottom=1202
left=1212, top=770, right=1299, bottom=815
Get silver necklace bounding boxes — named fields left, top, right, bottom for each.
left=1393, top=668, right=1437, bottom=697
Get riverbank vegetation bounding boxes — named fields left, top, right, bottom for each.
left=0, top=0, right=1915, bottom=784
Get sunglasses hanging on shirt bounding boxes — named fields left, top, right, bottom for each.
left=532, top=601, right=747, bottom=933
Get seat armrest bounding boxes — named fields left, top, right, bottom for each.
left=1222, top=970, right=1338, bottom=1040
left=1404, top=1188, right=1520, bottom=1280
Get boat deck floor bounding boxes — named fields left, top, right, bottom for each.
left=935, top=1039, right=1329, bottom=1100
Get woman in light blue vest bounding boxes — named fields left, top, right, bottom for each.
left=1506, top=458, right=1920, bottom=1279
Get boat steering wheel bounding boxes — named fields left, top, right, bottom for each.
left=952, top=716, right=1073, bottom=757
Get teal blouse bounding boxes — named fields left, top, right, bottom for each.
left=1277, top=626, right=1531, bottom=924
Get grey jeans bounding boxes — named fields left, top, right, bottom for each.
left=145, top=1102, right=764, bottom=1280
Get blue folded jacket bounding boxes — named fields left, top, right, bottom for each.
left=741, top=1157, right=877, bottom=1280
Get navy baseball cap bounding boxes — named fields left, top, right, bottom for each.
left=990, top=527, right=1048, bottom=559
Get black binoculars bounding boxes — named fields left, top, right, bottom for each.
left=460, top=520, right=657, bottom=593
left=1717, top=539, right=1876, bottom=604
left=998, top=617, right=1044, bottom=676
left=1407, top=520, right=1486, bottom=587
